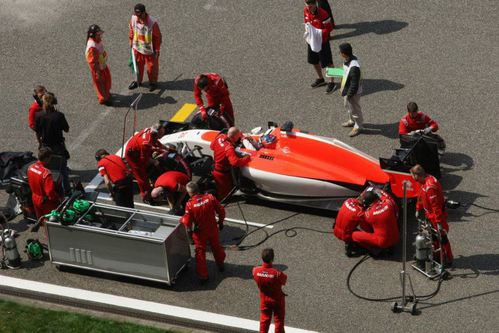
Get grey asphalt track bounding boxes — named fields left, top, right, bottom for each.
left=1, top=1, right=498, bottom=332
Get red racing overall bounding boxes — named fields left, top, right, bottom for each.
left=333, top=198, right=366, bottom=242
left=194, top=73, right=234, bottom=126
left=210, top=133, right=250, bottom=200
left=399, top=112, right=438, bottom=135
left=27, top=161, right=62, bottom=218
left=125, top=128, right=165, bottom=199
left=417, top=175, right=453, bottom=263
left=253, top=262, right=287, bottom=333
left=352, top=194, right=400, bottom=249
left=181, top=193, right=226, bottom=279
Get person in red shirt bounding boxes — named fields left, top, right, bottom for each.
left=128, top=3, right=162, bottom=91
left=252, top=248, right=287, bottom=333
left=95, top=149, right=134, bottom=208
left=210, top=127, right=251, bottom=201
left=193, top=73, right=234, bottom=127
left=125, top=123, right=166, bottom=202
left=411, top=164, right=453, bottom=265
left=86, top=25, right=112, bottom=106
left=399, top=102, right=439, bottom=136
left=27, top=147, right=63, bottom=219
left=304, top=0, right=336, bottom=93
left=352, top=189, right=400, bottom=252
left=151, top=170, right=189, bottom=213
left=28, top=85, right=47, bottom=146
left=180, top=182, right=226, bottom=283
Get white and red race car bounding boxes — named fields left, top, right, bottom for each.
left=158, top=121, right=420, bottom=211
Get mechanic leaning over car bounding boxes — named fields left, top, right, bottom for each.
left=210, top=127, right=251, bottom=201
left=410, top=164, right=453, bottom=266
left=399, top=101, right=439, bottom=137
left=181, top=182, right=226, bottom=284
left=194, top=73, right=235, bottom=127
left=351, top=189, right=400, bottom=255
left=125, top=123, right=166, bottom=203
left=27, top=147, right=63, bottom=219
left=95, top=149, right=134, bottom=208
left=151, top=170, right=189, bottom=215
left=253, top=247, right=287, bottom=333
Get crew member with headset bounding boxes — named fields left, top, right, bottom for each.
left=410, top=164, right=453, bottom=266
left=351, top=189, right=400, bottom=254
left=86, top=24, right=112, bottom=106
left=180, top=182, right=226, bottom=284
left=27, top=147, right=63, bottom=219
left=95, top=149, right=134, bottom=208
left=150, top=170, right=189, bottom=214
left=193, top=73, right=235, bottom=127
left=125, top=123, right=166, bottom=202
left=210, top=127, right=251, bottom=201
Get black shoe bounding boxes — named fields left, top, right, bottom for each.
left=148, top=83, right=157, bottom=92
left=199, top=278, right=209, bottom=285
left=218, top=264, right=225, bottom=272
left=311, top=78, right=326, bottom=88
left=128, top=81, right=139, bottom=90
left=326, top=82, right=337, bottom=94
left=103, top=99, right=113, bottom=107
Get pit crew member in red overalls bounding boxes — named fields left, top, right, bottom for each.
left=399, top=102, right=439, bottom=136
left=333, top=197, right=368, bottom=256
left=352, top=189, right=400, bottom=252
left=180, top=182, right=226, bottom=283
left=151, top=170, right=189, bottom=213
left=210, top=127, right=251, bottom=201
left=95, top=149, right=134, bottom=208
left=27, top=147, right=62, bottom=219
left=128, top=3, right=162, bottom=91
left=194, top=73, right=235, bottom=126
left=252, top=248, right=287, bottom=333
left=125, top=123, right=166, bottom=202
left=411, top=164, right=453, bottom=265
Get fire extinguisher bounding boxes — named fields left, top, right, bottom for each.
left=1, top=229, right=21, bottom=269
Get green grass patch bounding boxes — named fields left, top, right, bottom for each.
left=0, top=299, right=177, bottom=333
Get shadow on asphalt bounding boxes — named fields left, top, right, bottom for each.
left=440, top=152, right=474, bottom=171
left=444, top=190, right=491, bottom=222
left=361, top=79, right=404, bottom=97
left=417, top=289, right=499, bottom=310
left=452, top=254, right=499, bottom=276
left=361, top=122, right=399, bottom=139
left=70, top=169, right=98, bottom=183
left=333, top=20, right=409, bottom=40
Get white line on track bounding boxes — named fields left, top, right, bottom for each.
left=0, top=276, right=317, bottom=333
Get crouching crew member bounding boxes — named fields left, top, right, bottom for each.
left=181, top=182, right=226, bottom=283
left=27, top=148, right=63, bottom=219
left=95, top=149, right=134, bottom=208
left=352, top=189, right=400, bottom=253
left=333, top=196, right=368, bottom=256
left=151, top=170, right=189, bottom=214
left=410, top=164, right=453, bottom=266
left=253, top=248, right=287, bottom=333
left=210, top=127, right=251, bottom=201
left=194, top=73, right=235, bottom=127
left=125, top=123, right=166, bottom=202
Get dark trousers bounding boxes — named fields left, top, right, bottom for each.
left=113, top=176, right=134, bottom=208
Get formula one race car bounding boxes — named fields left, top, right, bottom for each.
left=157, top=121, right=420, bottom=211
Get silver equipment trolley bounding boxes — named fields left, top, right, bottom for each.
left=46, top=201, right=190, bottom=285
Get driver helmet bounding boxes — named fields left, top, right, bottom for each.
left=260, top=133, right=277, bottom=148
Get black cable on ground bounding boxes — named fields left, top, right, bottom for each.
left=346, top=254, right=447, bottom=303
left=469, top=203, right=499, bottom=212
